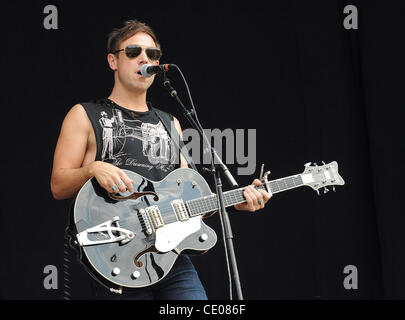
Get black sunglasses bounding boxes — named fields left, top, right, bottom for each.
left=112, top=44, right=162, bottom=61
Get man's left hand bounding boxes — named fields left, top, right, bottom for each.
left=234, top=179, right=272, bottom=212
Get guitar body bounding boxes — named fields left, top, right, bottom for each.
left=72, top=168, right=217, bottom=290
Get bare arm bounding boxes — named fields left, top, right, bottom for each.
left=173, top=117, right=189, bottom=169
left=50, top=104, right=133, bottom=200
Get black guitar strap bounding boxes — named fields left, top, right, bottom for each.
left=152, top=108, right=198, bottom=172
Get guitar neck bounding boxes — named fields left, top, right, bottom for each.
left=186, top=173, right=304, bottom=217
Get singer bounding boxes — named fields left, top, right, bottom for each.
left=50, top=19, right=271, bottom=300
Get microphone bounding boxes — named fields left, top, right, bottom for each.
left=140, top=64, right=174, bottom=78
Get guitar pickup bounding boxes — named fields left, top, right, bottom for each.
left=76, top=216, right=135, bottom=247
left=171, top=199, right=189, bottom=221
left=145, top=206, right=164, bottom=230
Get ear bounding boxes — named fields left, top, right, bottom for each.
left=107, top=53, right=118, bottom=71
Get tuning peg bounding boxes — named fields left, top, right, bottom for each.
left=332, top=186, right=336, bottom=192
left=322, top=161, right=331, bottom=170
left=304, top=162, right=312, bottom=168
left=316, top=190, right=321, bottom=196
left=324, top=187, right=329, bottom=194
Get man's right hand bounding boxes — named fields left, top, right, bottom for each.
left=89, top=161, right=134, bottom=194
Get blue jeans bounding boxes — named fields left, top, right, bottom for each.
left=92, top=255, right=208, bottom=300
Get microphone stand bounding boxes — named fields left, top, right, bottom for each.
left=160, top=71, right=244, bottom=300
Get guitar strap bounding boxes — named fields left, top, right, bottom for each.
left=152, top=108, right=198, bottom=172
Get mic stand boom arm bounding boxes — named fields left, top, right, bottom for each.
left=160, top=70, right=244, bottom=300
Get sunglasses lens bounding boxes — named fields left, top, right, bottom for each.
left=123, top=45, right=161, bottom=60
left=146, top=48, right=162, bottom=61
left=125, top=45, right=142, bottom=58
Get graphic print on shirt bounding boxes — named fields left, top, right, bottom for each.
left=99, top=111, right=115, bottom=160
left=98, top=109, right=176, bottom=171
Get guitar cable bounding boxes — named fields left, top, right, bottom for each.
left=63, top=225, right=72, bottom=300
left=63, top=209, right=120, bottom=299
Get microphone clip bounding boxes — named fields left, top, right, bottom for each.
left=160, top=72, right=177, bottom=97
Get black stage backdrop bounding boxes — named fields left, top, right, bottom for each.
left=1, top=0, right=404, bottom=300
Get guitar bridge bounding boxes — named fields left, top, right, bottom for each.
left=138, top=208, right=153, bottom=235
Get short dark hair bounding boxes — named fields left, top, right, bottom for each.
left=107, top=19, right=160, bottom=54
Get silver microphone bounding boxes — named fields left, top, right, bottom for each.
left=140, top=64, right=174, bottom=78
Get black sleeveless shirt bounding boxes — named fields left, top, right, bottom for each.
left=81, top=98, right=180, bottom=181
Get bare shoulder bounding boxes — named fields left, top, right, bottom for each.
left=64, top=103, right=90, bottom=125
left=58, top=104, right=92, bottom=135
left=53, top=104, right=92, bottom=169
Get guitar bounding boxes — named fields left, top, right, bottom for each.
left=71, top=161, right=344, bottom=291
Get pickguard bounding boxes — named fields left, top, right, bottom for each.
left=155, top=216, right=202, bottom=252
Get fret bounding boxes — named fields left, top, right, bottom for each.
left=185, top=174, right=304, bottom=217
left=269, top=175, right=303, bottom=194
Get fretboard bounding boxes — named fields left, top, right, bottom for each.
left=186, top=174, right=304, bottom=217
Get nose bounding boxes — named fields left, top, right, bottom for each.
left=138, top=48, right=150, bottom=65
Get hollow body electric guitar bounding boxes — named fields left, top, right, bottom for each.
left=72, top=161, right=344, bottom=291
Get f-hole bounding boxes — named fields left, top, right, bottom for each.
left=134, top=246, right=158, bottom=267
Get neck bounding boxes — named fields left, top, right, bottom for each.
left=186, top=174, right=304, bottom=217
left=108, top=83, right=149, bottom=112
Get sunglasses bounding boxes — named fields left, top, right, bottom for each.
left=112, top=44, right=162, bottom=61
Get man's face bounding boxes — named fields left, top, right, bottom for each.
left=108, top=32, right=159, bottom=93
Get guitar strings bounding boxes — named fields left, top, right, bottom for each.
left=121, top=184, right=266, bottom=214
left=110, top=179, right=303, bottom=229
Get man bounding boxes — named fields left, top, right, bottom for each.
left=51, top=19, right=271, bottom=299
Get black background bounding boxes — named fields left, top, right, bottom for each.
left=1, top=0, right=404, bottom=300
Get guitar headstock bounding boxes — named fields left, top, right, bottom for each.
left=301, top=161, right=345, bottom=195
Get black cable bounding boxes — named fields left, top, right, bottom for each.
left=63, top=220, right=74, bottom=300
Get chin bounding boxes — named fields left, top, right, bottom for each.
left=131, top=83, right=151, bottom=93
left=122, top=77, right=148, bottom=90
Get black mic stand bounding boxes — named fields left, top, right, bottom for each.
left=160, top=70, right=244, bottom=300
